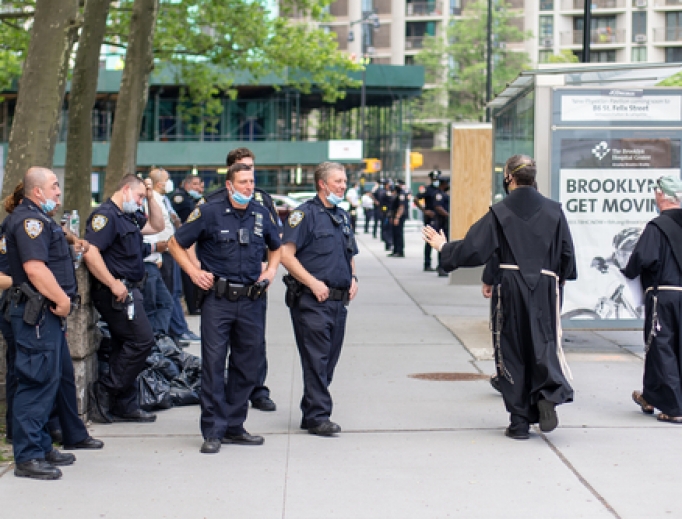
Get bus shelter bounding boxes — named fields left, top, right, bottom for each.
left=488, top=63, right=682, bottom=329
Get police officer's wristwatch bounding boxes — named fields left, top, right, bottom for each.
left=352, top=275, right=359, bottom=283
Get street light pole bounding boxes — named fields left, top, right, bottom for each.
left=582, top=0, right=592, bottom=63
left=486, top=0, right=493, bottom=122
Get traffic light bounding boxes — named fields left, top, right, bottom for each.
left=363, top=158, right=382, bottom=173
left=409, top=152, right=423, bottom=170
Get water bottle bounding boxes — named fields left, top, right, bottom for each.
left=69, top=210, right=82, bottom=268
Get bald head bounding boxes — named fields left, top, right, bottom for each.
left=149, top=168, right=168, bottom=186
left=24, top=167, right=53, bottom=193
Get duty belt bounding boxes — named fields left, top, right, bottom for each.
left=302, top=286, right=349, bottom=302
left=93, top=275, right=146, bottom=292
left=210, top=278, right=268, bottom=301
left=499, top=264, right=572, bottom=381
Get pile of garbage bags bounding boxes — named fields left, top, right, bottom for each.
left=97, top=322, right=201, bottom=412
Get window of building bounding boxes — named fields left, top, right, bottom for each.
left=631, top=47, right=647, bottom=62
left=591, top=50, right=616, bottom=63
left=666, top=47, right=682, bottom=63
left=539, top=50, right=552, bottom=63
left=539, top=16, right=553, bottom=39
left=632, top=11, right=646, bottom=42
left=574, top=16, right=617, bottom=44
left=666, top=12, right=682, bottom=42
left=362, top=0, right=373, bottom=13
left=540, top=0, right=553, bottom=9
left=450, top=0, right=461, bottom=15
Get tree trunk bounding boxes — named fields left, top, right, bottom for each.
left=64, top=0, right=112, bottom=233
left=1, top=0, right=79, bottom=214
left=102, top=0, right=158, bottom=199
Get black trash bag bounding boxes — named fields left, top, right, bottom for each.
left=137, top=368, right=172, bottom=411
left=146, top=352, right=181, bottom=381
left=156, top=334, right=181, bottom=357
left=169, top=379, right=200, bottom=407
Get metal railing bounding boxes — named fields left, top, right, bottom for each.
left=405, top=1, right=443, bottom=16
left=563, top=0, right=625, bottom=9
left=561, top=28, right=625, bottom=45
left=405, top=36, right=426, bottom=50
left=653, top=27, right=682, bottom=41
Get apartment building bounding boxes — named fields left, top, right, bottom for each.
left=531, top=0, right=682, bottom=65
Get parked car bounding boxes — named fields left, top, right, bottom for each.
left=270, top=194, right=302, bottom=223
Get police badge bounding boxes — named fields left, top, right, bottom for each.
left=92, top=214, right=108, bottom=232
left=24, top=219, right=44, bottom=239
left=174, top=195, right=184, bottom=204
left=288, top=210, right=304, bottom=228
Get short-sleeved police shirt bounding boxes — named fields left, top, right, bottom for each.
left=173, top=194, right=281, bottom=284
left=85, top=199, right=148, bottom=282
left=416, top=184, right=438, bottom=211
left=4, top=199, right=77, bottom=297
left=282, top=196, right=358, bottom=289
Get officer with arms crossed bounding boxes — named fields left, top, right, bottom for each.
left=169, top=162, right=281, bottom=454
left=281, top=162, right=359, bottom=436
left=84, top=174, right=165, bottom=424
left=5, top=167, right=103, bottom=480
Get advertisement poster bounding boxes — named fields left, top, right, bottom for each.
left=560, top=138, right=680, bottom=320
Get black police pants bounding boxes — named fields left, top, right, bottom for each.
left=159, top=251, right=175, bottom=293
left=200, top=292, right=265, bottom=439
left=392, top=218, right=405, bottom=255
left=92, top=286, right=155, bottom=416
left=372, top=208, right=380, bottom=237
left=181, top=269, right=199, bottom=314
left=290, top=292, right=347, bottom=428
left=423, top=218, right=433, bottom=268
left=1, top=316, right=17, bottom=440
left=10, top=306, right=88, bottom=463
left=249, top=294, right=270, bottom=402
left=363, top=208, right=372, bottom=233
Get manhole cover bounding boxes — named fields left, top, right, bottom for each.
left=409, top=372, right=490, bottom=381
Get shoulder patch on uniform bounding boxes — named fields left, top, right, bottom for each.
left=187, top=207, right=201, bottom=223
left=0, top=236, right=6, bottom=254
left=288, top=210, right=304, bottom=228
left=255, top=192, right=263, bottom=203
left=24, top=219, right=44, bottom=239
left=197, top=198, right=206, bottom=206
left=435, top=193, right=443, bottom=201
left=92, top=214, right=108, bottom=232
left=174, top=195, right=184, bottom=204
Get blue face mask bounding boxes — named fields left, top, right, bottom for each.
left=188, top=189, right=202, bottom=200
left=231, top=189, right=253, bottom=205
left=325, top=184, right=344, bottom=206
left=122, top=192, right=139, bottom=214
left=39, top=189, right=57, bottom=213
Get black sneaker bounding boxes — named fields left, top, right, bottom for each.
left=505, top=427, right=530, bottom=440
left=490, top=375, right=502, bottom=393
left=200, top=438, right=221, bottom=454
left=251, top=397, right=276, bottom=412
left=538, top=399, right=558, bottom=432
left=308, top=421, right=341, bottom=437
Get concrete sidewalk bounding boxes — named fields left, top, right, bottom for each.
left=0, top=225, right=678, bottom=519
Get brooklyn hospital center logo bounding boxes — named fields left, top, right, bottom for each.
left=591, top=141, right=611, bottom=161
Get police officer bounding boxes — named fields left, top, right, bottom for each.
left=5, top=168, right=103, bottom=480
left=379, top=179, right=394, bottom=251
left=388, top=179, right=410, bottom=258
left=205, top=147, right=279, bottom=412
left=415, top=170, right=440, bottom=271
left=281, top=162, right=359, bottom=436
left=434, top=176, right=450, bottom=277
left=171, top=175, right=204, bottom=223
left=169, top=162, right=281, bottom=454
left=84, top=174, right=165, bottom=424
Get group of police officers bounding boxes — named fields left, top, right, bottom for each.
left=1, top=149, right=359, bottom=478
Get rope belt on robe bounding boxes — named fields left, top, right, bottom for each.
left=498, top=264, right=573, bottom=381
left=643, top=286, right=682, bottom=353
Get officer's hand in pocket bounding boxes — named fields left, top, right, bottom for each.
left=51, top=295, right=72, bottom=317
left=111, top=279, right=128, bottom=302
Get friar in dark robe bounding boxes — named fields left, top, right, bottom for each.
left=423, top=155, right=576, bottom=440
left=624, top=175, right=682, bottom=424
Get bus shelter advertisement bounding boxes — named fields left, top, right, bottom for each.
left=560, top=138, right=681, bottom=320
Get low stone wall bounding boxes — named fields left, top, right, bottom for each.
left=0, top=267, right=100, bottom=420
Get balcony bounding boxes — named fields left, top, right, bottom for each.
left=406, top=1, right=443, bottom=17
left=653, top=27, right=682, bottom=42
left=562, top=0, right=626, bottom=10
left=560, top=28, right=626, bottom=45
left=653, top=0, right=682, bottom=7
left=405, top=36, right=427, bottom=50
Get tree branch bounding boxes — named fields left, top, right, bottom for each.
left=0, top=11, right=34, bottom=20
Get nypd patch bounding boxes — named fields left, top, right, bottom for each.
left=0, top=236, right=6, bottom=254
left=24, top=219, right=43, bottom=239
left=92, top=214, right=108, bottom=232
left=174, top=195, right=184, bottom=204
left=435, top=193, right=443, bottom=201
left=187, top=207, right=201, bottom=223
left=288, top=210, right=304, bottom=228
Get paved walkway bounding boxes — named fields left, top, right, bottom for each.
left=0, top=225, right=678, bottom=519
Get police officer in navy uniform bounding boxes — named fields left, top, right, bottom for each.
left=205, top=147, right=280, bottom=412
left=388, top=179, right=410, bottom=258
left=171, top=175, right=203, bottom=223
left=434, top=176, right=450, bottom=277
left=281, top=162, right=359, bottom=436
left=5, top=168, right=103, bottom=480
left=169, top=162, right=281, bottom=454
left=415, top=170, right=440, bottom=271
left=84, top=174, right=165, bottom=424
